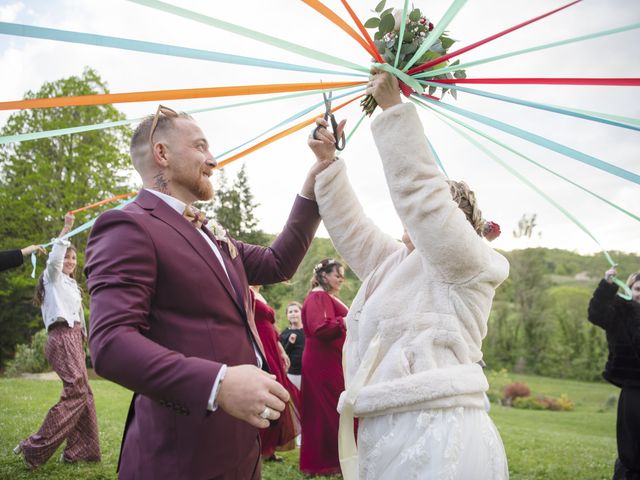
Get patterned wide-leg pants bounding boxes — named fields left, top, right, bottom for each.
left=19, top=322, right=101, bottom=467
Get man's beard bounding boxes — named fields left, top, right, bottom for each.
left=174, top=167, right=214, bottom=201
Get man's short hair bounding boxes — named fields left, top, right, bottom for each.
left=130, top=110, right=193, bottom=160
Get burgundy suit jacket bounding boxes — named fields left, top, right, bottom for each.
left=84, top=189, right=320, bottom=480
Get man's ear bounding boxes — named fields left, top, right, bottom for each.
left=151, top=143, right=170, bottom=168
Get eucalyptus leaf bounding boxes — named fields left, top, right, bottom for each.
left=379, top=13, right=395, bottom=34
left=409, top=9, right=421, bottom=22
left=381, top=7, right=394, bottom=18
left=364, top=17, right=380, bottom=29
left=403, top=30, right=413, bottom=42
left=375, top=0, right=386, bottom=13
left=429, top=41, right=444, bottom=54
left=451, top=89, right=457, bottom=100
left=450, top=59, right=460, bottom=66
left=428, top=85, right=436, bottom=95
left=441, top=36, right=455, bottom=50
left=374, top=31, right=385, bottom=41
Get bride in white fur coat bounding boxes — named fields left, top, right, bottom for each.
left=307, top=71, right=510, bottom=480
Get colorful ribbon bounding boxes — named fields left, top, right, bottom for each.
left=427, top=78, right=640, bottom=86
left=217, top=93, right=363, bottom=168
left=339, top=0, right=384, bottom=64
left=128, top=0, right=369, bottom=73
left=300, top=0, right=379, bottom=60
left=418, top=97, right=640, bottom=185
left=414, top=97, right=632, bottom=300
left=0, top=22, right=362, bottom=78
left=407, top=0, right=582, bottom=76
left=0, top=81, right=364, bottom=111
left=67, top=192, right=137, bottom=215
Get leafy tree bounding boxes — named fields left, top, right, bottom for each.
left=0, top=67, right=134, bottom=369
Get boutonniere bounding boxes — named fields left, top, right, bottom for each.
left=211, top=222, right=238, bottom=259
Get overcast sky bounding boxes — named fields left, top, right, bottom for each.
left=1, top=0, right=638, bottom=259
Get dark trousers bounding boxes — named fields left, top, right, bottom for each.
left=614, top=387, right=640, bottom=480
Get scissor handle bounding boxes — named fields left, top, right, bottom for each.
left=330, top=114, right=346, bottom=151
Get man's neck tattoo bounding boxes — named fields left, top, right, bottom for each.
left=153, top=173, right=170, bottom=195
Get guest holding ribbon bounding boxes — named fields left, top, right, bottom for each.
left=588, top=267, right=640, bottom=480
left=309, top=71, right=509, bottom=479
left=250, top=286, right=301, bottom=463
left=14, top=213, right=101, bottom=469
left=279, top=301, right=305, bottom=389
left=0, top=245, right=46, bottom=272
left=299, top=258, right=348, bottom=476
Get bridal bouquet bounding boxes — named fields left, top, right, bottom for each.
left=361, top=0, right=466, bottom=115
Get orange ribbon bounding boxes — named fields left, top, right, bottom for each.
left=0, top=81, right=364, bottom=111
left=301, top=0, right=380, bottom=61
left=67, top=192, right=136, bottom=215
left=217, top=93, right=364, bottom=168
left=339, top=0, right=385, bottom=64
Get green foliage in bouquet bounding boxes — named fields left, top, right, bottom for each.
left=364, top=0, right=466, bottom=100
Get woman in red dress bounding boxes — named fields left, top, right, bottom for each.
left=300, top=258, right=348, bottom=476
left=250, top=286, right=301, bottom=462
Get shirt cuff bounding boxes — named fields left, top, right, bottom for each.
left=207, top=364, right=227, bottom=412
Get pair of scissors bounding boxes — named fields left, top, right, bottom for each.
left=312, top=90, right=345, bottom=151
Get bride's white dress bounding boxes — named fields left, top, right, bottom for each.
left=358, top=407, right=508, bottom=480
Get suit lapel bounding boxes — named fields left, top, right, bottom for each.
left=135, top=190, right=241, bottom=312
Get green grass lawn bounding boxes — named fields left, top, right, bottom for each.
left=0, top=372, right=619, bottom=479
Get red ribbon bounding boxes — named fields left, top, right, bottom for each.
left=424, top=78, right=640, bottom=86
left=407, top=0, right=582, bottom=76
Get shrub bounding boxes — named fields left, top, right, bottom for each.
left=512, top=394, right=575, bottom=412
left=4, top=329, right=49, bottom=377
left=512, top=396, right=545, bottom=410
left=502, top=382, right=531, bottom=405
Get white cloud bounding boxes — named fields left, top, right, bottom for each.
left=0, top=2, right=24, bottom=22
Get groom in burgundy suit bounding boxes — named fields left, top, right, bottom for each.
left=84, top=106, right=342, bottom=479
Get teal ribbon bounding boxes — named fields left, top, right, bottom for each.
left=425, top=136, right=448, bottom=177
left=128, top=0, right=369, bottom=73
left=418, top=96, right=640, bottom=185
left=30, top=198, right=135, bottom=278
left=0, top=22, right=363, bottom=78
left=403, top=0, right=468, bottom=72
left=217, top=87, right=365, bottom=160
left=412, top=98, right=639, bottom=223
left=412, top=97, right=633, bottom=300
left=419, top=80, right=640, bottom=132
left=414, top=23, right=640, bottom=79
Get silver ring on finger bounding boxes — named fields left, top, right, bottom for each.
left=259, top=406, right=271, bottom=419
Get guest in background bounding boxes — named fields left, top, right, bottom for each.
left=300, top=259, right=347, bottom=476
left=0, top=244, right=46, bottom=272
left=279, top=301, right=305, bottom=389
left=14, top=213, right=100, bottom=469
left=588, top=267, right=640, bottom=480
left=251, top=286, right=301, bottom=463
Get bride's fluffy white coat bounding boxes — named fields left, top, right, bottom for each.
left=314, top=102, right=509, bottom=418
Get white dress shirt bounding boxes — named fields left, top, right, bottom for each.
left=145, top=189, right=262, bottom=411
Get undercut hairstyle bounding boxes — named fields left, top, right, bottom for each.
left=130, top=110, right=193, bottom=167
left=446, top=180, right=485, bottom=236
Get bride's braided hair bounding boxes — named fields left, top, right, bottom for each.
left=446, top=180, right=484, bottom=236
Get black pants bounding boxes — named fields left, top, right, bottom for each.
left=614, top=387, right=640, bottom=480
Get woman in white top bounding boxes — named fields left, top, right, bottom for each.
left=308, top=72, right=509, bottom=479
left=14, top=213, right=101, bottom=469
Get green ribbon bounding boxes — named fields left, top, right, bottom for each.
left=128, top=0, right=369, bottom=73
left=414, top=23, right=640, bottom=79
left=403, top=0, right=468, bottom=72
left=394, top=0, right=410, bottom=69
